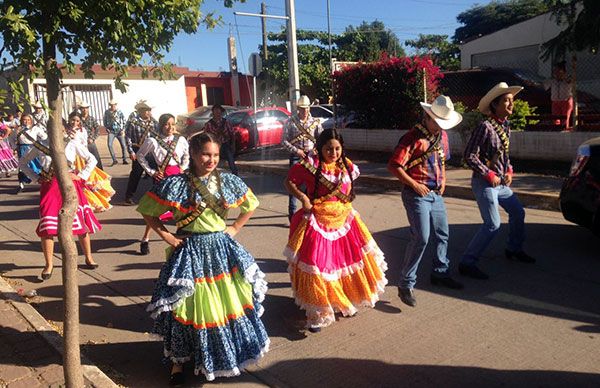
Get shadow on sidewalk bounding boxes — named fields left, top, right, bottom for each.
left=373, top=222, right=600, bottom=330
left=254, top=357, right=600, bottom=387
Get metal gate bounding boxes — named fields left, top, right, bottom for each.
left=33, top=83, right=112, bottom=121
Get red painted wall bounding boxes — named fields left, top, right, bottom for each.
left=184, top=73, right=253, bottom=112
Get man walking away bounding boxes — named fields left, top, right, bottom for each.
left=103, top=99, right=128, bottom=166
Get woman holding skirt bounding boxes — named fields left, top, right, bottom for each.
left=136, top=132, right=268, bottom=386
left=284, top=128, right=388, bottom=332
left=19, top=132, right=101, bottom=280
left=0, top=122, right=18, bottom=177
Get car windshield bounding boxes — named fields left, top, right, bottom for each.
left=310, top=106, right=333, bottom=118
left=227, top=112, right=249, bottom=125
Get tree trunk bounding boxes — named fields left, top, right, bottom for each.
left=43, top=41, right=84, bottom=387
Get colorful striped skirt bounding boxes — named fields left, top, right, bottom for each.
left=36, top=177, right=102, bottom=237
left=284, top=201, right=388, bottom=329
left=0, top=138, right=18, bottom=174
left=147, top=231, right=269, bottom=381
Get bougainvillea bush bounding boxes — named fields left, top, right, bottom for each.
left=334, top=55, right=442, bottom=129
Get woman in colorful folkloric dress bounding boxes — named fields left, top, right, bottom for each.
left=284, top=128, right=388, bottom=333
left=0, top=122, right=19, bottom=178
left=135, top=113, right=189, bottom=256
left=136, top=132, right=269, bottom=386
left=19, top=130, right=101, bottom=280
left=15, top=113, right=46, bottom=192
left=67, top=113, right=115, bottom=212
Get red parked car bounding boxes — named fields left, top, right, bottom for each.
left=227, top=107, right=291, bottom=153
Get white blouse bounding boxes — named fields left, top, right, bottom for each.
left=137, top=134, right=189, bottom=176
left=17, top=125, right=48, bottom=145
left=19, top=139, right=97, bottom=182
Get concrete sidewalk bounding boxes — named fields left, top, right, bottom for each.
left=0, top=276, right=116, bottom=387
left=235, top=148, right=564, bottom=211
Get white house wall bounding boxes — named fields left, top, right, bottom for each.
left=112, top=76, right=188, bottom=119
left=460, top=12, right=564, bottom=75
left=31, top=76, right=188, bottom=122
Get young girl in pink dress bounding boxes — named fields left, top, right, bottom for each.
left=284, top=128, right=388, bottom=332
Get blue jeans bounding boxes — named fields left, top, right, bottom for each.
left=288, top=155, right=300, bottom=218
left=461, top=175, right=526, bottom=266
left=400, top=189, right=450, bottom=289
left=107, top=132, right=127, bottom=162
left=220, top=143, right=238, bottom=175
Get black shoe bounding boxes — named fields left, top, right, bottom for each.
left=123, top=198, right=136, bottom=206
left=110, top=160, right=118, bottom=167
left=430, top=275, right=464, bottom=290
left=122, top=160, right=129, bottom=165
left=140, top=241, right=150, bottom=255
left=308, top=326, right=321, bottom=333
left=169, top=371, right=185, bottom=387
left=84, top=261, right=99, bottom=270
left=398, top=287, right=416, bottom=307
left=15, top=182, right=24, bottom=194
left=458, top=263, right=489, bottom=280
left=41, top=268, right=53, bottom=280
left=505, top=249, right=536, bottom=263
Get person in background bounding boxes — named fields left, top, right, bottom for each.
left=19, top=126, right=101, bottom=280
left=136, top=132, right=269, bottom=386
left=79, top=101, right=103, bottom=170
left=0, top=121, right=19, bottom=178
left=460, top=82, right=535, bottom=281
left=123, top=100, right=158, bottom=205
left=202, top=104, right=237, bottom=175
left=31, top=101, right=48, bottom=131
left=103, top=99, right=128, bottom=166
left=15, top=113, right=47, bottom=193
left=543, top=61, right=573, bottom=131
left=136, top=113, right=189, bottom=255
left=282, top=95, right=323, bottom=219
left=387, top=95, right=464, bottom=308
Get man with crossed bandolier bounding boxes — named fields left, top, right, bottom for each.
left=123, top=100, right=158, bottom=205
left=388, top=95, right=464, bottom=308
left=282, top=95, right=323, bottom=220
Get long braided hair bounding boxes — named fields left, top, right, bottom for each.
left=312, top=128, right=355, bottom=202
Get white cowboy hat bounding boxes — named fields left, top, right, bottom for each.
left=478, top=82, right=523, bottom=115
left=420, top=95, right=463, bottom=130
left=134, top=100, right=152, bottom=111
left=79, top=101, right=90, bottom=108
left=297, top=95, right=311, bottom=108
left=32, top=101, right=43, bottom=109
left=108, top=99, right=118, bottom=105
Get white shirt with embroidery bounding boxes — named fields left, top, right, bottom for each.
left=19, top=139, right=97, bottom=182
left=137, top=134, right=189, bottom=176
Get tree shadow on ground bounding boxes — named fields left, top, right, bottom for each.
left=373, top=222, right=600, bottom=332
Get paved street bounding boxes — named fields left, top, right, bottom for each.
left=0, top=147, right=599, bottom=387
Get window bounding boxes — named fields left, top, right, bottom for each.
left=206, top=87, right=225, bottom=105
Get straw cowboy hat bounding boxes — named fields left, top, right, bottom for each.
left=109, top=99, right=118, bottom=105
left=78, top=101, right=90, bottom=108
left=297, top=95, right=311, bottom=108
left=478, top=82, right=523, bottom=115
left=420, top=95, right=463, bottom=130
left=32, top=101, right=43, bottom=109
left=134, top=100, right=152, bottom=111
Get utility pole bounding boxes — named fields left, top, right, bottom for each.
left=261, top=2, right=268, bottom=60
left=285, top=0, right=300, bottom=112
left=234, top=3, right=299, bottom=111
left=227, top=35, right=241, bottom=106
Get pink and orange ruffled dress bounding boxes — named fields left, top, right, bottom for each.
left=284, top=155, right=388, bottom=329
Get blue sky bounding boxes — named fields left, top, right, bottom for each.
left=166, top=0, right=482, bottom=72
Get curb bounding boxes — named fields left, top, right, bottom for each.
left=0, top=276, right=119, bottom=388
left=236, top=162, right=560, bottom=211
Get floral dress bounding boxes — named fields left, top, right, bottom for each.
left=285, top=155, right=388, bottom=329
left=0, top=123, right=18, bottom=175
left=136, top=172, right=269, bottom=381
